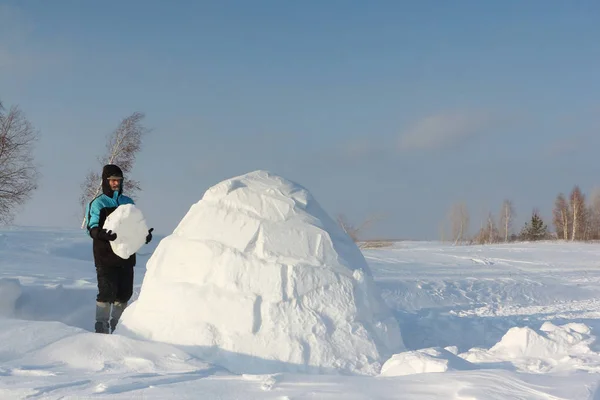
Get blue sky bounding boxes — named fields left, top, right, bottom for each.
left=1, top=1, right=599, bottom=239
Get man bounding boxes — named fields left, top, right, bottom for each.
left=85, top=164, right=153, bottom=334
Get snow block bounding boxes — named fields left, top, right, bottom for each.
left=118, top=170, right=403, bottom=375
left=103, top=204, right=149, bottom=259
left=381, top=347, right=477, bottom=376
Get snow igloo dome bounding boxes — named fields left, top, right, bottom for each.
left=118, top=170, right=404, bottom=375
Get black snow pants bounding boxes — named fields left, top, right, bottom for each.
left=96, top=265, right=134, bottom=304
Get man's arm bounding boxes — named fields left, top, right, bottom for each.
left=86, top=199, right=101, bottom=237
left=119, top=195, right=134, bottom=206
left=86, top=198, right=117, bottom=241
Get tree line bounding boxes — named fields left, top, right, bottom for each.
left=0, top=98, right=148, bottom=225
left=1, top=97, right=597, bottom=247
left=443, top=186, right=600, bottom=244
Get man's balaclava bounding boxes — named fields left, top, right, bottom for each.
left=101, top=164, right=124, bottom=197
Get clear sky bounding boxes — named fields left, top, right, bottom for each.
left=1, top=1, right=599, bottom=239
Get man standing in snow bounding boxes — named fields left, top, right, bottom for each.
left=85, top=164, right=153, bottom=334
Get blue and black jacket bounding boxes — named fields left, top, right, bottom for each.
left=86, top=164, right=136, bottom=268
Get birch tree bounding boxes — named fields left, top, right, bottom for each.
left=582, top=205, right=593, bottom=241
left=0, top=101, right=40, bottom=223
left=499, top=199, right=515, bottom=242
left=475, top=212, right=499, bottom=244
left=588, top=188, right=600, bottom=241
left=449, top=202, right=469, bottom=245
left=570, top=185, right=586, bottom=241
left=553, top=193, right=570, bottom=240
left=80, top=112, right=149, bottom=227
left=439, top=220, right=447, bottom=242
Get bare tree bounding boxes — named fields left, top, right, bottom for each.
left=337, top=214, right=360, bottom=242
left=570, top=185, right=586, bottom=241
left=80, top=112, right=149, bottom=227
left=499, top=199, right=515, bottom=242
left=336, top=213, right=382, bottom=246
left=449, top=202, right=469, bottom=245
left=553, top=193, right=570, bottom=240
left=582, top=205, right=593, bottom=241
left=586, top=189, right=600, bottom=241
left=0, top=101, right=39, bottom=224
left=474, top=212, right=500, bottom=244
left=439, top=220, right=447, bottom=242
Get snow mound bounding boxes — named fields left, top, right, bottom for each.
left=490, top=322, right=591, bottom=359
left=0, top=319, right=210, bottom=375
left=25, top=331, right=208, bottom=373
left=119, top=170, right=403, bottom=375
left=0, top=278, right=22, bottom=318
left=103, top=204, right=149, bottom=259
left=460, top=322, right=599, bottom=373
left=381, top=347, right=477, bottom=376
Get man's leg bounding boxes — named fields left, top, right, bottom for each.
left=95, top=302, right=110, bottom=334
left=111, top=266, right=134, bottom=333
left=96, top=266, right=117, bottom=334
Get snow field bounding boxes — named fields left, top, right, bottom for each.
left=3, top=170, right=600, bottom=397
left=3, top=229, right=600, bottom=397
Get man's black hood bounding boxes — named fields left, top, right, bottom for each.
left=101, top=164, right=124, bottom=197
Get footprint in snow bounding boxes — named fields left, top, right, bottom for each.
left=471, top=258, right=495, bottom=265
left=242, top=373, right=281, bottom=391
left=10, top=368, right=57, bottom=377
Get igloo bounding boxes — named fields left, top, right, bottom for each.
left=118, top=170, right=403, bottom=375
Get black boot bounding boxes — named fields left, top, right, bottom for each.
left=95, top=301, right=110, bottom=334
left=110, top=301, right=127, bottom=333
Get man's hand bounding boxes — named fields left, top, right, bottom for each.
left=97, top=229, right=117, bottom=241
left=145, top=228, right=154, bottom=244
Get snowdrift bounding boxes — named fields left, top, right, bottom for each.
left=380, top=321, right=600, bottom=377
left=380, top=347, right=477, bottom=376
left=460, top=321, right=600, bottom=373
left=119, top=170, right=403, bottom=375
left=0, top=319, right=210, bottom=375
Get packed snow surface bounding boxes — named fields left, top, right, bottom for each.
left=118, top=171, right=403, bottom=375
left=103, top=204, right=149, bottom=259
left=4, top=227, right=600, bottom=397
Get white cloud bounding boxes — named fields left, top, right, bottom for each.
left=398, top=111, right=492, bottom=152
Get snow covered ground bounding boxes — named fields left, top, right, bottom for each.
left=2, top=227, right=600, bottom=398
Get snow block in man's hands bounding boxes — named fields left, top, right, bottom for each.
left=103, top=204, right=149, bottom=259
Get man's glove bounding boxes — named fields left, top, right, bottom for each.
left=145, top=228, right=154, bottom=244
left=92, top=228, right=117, bottom=241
